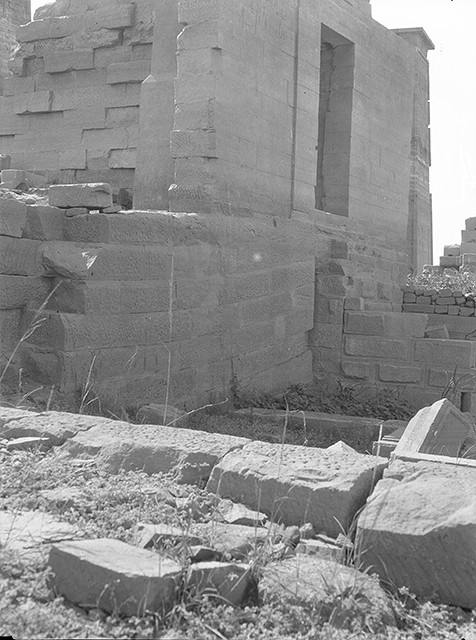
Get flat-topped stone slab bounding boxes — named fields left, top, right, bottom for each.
left=0, top=411, right=113, bottom=447
left=206, top=441, right=387, bottom=537
left=0, top=511, right=79, bottom=557
left=62, top=421, right=250, bottom=484
left=357, top=458, right=476, bottom=609
left=49, top=538, right=182, bottom=617
left=48, top=183, right=113, bottom=210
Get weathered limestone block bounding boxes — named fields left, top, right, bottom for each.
left=62, top=421, right=250, bottom=483
left=414, top=338, right=476, bottom=369
left=191, top=522, right=271, bottom=560
left=206, top=442, right=387, bottom=537
left=0, top=411, right=112, bottom=446
left=13, top=90, right=53, bottom=114
left=106, top=60, right=151, bottom=84
left=48, top=183, right=113, bottom=210
left=260, top=556, right=395, bottom=629
left=16, top=15, right=84, bottom=42
left=186, top=562, right=253, bottom=607
left=394, top=398, right=472, bottom=458
left=0, top=275, right=50, bottom=309
left=84, top=4, right=135, bottom=31
left=0, top=197, right=27, bottom=238
left=357, top=459, right=476, bottom=609
left=0, top=510, right=78, bottom=555
left=0, top=237, right=44, bottom=276
left=44, top=50, right=94, bottom=73
left=41, top=242, right=98, bottom=279
left=0, top=406, right=35, bottom=428
left=23, top=205, right=64, bottom=240
left=49, top=538, right=182, bottom=616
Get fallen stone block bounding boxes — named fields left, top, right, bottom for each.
left=295, top=538, right=342, bottom=560
left=357, top=458, right=476, bottom=609
left=49, top=538, right=182, bottom=617
left=206, top=441, right=387, bottom=537
left=136, top=403, right=188, bottom=427
left=260, top=556, right=395, bottom=630
left=0, top=197, right=27, bottom=238
left=394, top=398, right=472, bottom=458
left=0, top=410, right=112, bottom=446
left=0, top=511, right=78, bottom=557
left=62, top=421, right=249, bottom=484
left=48, top=183, right=113, bottom=210
left=185, top=562, right=253, bottom=607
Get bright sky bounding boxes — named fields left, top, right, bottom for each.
left=30, top=0, right=476, bottom=265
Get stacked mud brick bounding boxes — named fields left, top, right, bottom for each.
left=0, top=182, right=315, bottom=410
left=439, top=216, right=476, bottom=270
left=0, top=0, right=154, bottom=189
left=401, top=285, right=476, bottom=317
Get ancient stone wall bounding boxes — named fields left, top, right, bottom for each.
left=1, top=198, right=314, bottom=411
left=0, top=0, right=31, bottom=92
left=341, top=310, right=476, bottom=416
left=0, top=0, right=154, bottom=189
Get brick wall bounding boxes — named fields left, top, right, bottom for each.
left=1, top=202, right=315, bottom=412
left=0, top=0, right=153, bottom=188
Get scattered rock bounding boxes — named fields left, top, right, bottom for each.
left=282, top=525, right=300, bottom=548
left=0, top=511, right=79, bottom=557
left=133, top=523, right=201, bottom=550
left=49, top=538, right=182, bottom=617
left=48, top=183, right=113, bottom=210
left=185, top=561, right=253, bottom=607
left=137, top=403, right=188, bottom=427
left=357, top=458, right=476, bottom=609
left=218, top=500, right=268, bottom=527
left=295, top=538, right=342, bottom=560
left=260, top=556, right=396, bottom=630
left=192, top=522, right=271, bottom=560
left=62, top=421, right=249, bottom=484
left=188, top=546, right=223, bottom=563
left=207, top=441, right=387, bottom=537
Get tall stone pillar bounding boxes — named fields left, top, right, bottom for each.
left=133, top=0, right=179, bottom=210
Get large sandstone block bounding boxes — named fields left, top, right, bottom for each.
left=413, top=338, right=476, bottom=368
left=16, top=15, right=84, bottom=42
left=106, top=60, right=151, bottom=84
left=0, top=275, right=50, bottom=309
left=0, top=511, right=78, bottom=557
left=0, top=198, right=27, bottom=238
left=13, top=91, right=53, bottom=114
left=44, top=50, right=95, bottom=74
left=0, top=410, right=113, bottom=446
left=206, top=442, right=387, bottom=537
left=24, top=205, right=64, bottom=240
left=393, top=398, right=472, bottom=458
left=357, top=458, right=476, bottom=609
left=62, top=421, right=250, bottom=483
left=48, top=183, right=113, bottom=210
left=49, top=538, right=181, bottom=616
left=0, top=237, right=44, bottom=276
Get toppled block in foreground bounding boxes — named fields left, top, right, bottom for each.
left=206, top=441, right=387, bottom=537
left=49, top=538, right=182, bottom=617
left=356, top=458, right=476, bottom=609
left=48, top=183, right=113, bottom=210
left=394, top=398, right=472, bottom=458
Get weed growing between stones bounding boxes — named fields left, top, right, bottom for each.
left=233, top=382, right=416, bottom=421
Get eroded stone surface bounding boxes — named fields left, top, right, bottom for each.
left=357, top=458, right=476, bottom=609
left=48, top=183, right=113, bottom=210
left=62, top=421, right=250, bottom=483
left=186, top=561, right=253, bottom=607
left=207, top=441, right=387, bottom=537
left=0, top=411, right=112, bottom=446
left=260, top=556, right=396, bottom=630
left=0, top=511, right=79, bottom=557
